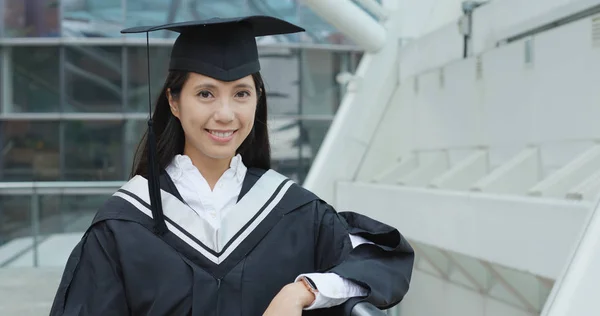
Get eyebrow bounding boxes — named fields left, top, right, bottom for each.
left=233, top=83, right=254, bottom=90
left=193, top=83, right=254, bottom=90
left=193, top=83, right=218, bottom=90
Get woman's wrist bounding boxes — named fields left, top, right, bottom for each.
left=292, top=280, right=316, bottom=307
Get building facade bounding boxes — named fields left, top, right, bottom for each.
left=0, top=0, right=362, bottom=247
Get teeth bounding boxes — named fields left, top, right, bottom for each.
left=209, top=130, right=234, bottom=138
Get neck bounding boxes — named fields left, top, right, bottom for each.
left=183, top=146, right=232, bottom=190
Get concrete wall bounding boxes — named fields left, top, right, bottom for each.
left=359, top=8, right=600, bottom=181
left=399, top=270, right=537, bottom=316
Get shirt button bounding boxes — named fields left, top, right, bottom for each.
left=209, top=210, right=217, bottom=218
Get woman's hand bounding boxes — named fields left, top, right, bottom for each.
left=263, top=281, right=315, bottom=316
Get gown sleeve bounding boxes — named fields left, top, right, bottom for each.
left=49, top=222, right=129, bottom=316
left=313, top=201, right=415, bottom=313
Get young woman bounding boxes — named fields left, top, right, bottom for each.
left=50, top=16, right=414, bottom=316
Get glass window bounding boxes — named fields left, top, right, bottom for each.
left=3, top=0, right=60, bottom=37
left=259, top=47, right=300, bottom=116
left=126, top=46, right=170, bottom=112
left=299, top=119, right=332, bottom=162
left=0, top=121, right=60, bottom=181
left=123, top=119, right=147, bottom=176
left=9, top=47, right=60, bottom=113
left=64, top=46, right=123, bottom=113
left=181, top=0, right=247, bottom=22
left=63, top=120, right=124, bottom=181
left=39, top=194, right=106, bottom=237
left=125, top=0, right=174, bottom=36
left=299, top=49, right=362, bottom=117
left=297, top=3, right=354, bottom=45
left=124, top=0, right=248, bottom=38
left=61, top=0, right=123, bottom=38
left=250, top=0, right=297, bottom=21
left=299, top=49, right=339, bottom=117
left=0, top=196, right=30, bottom=249
left=268, top=118, right=332, bottom=183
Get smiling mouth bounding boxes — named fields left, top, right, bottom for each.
left=207, top=129, right=235, bottom=138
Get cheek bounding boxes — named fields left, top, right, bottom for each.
left=238, top=107, right=257, bottom=132
left=179, top=103, right=208, bottom=130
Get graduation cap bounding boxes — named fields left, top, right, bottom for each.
left=120, top=16, right=305, bottom=234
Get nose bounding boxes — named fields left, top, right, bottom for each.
left=214, top=98, right=234, bottom=123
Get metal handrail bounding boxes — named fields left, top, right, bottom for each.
left=0, top=181, right=124, bottom=195
left=351, top=302, right=387, bottom=316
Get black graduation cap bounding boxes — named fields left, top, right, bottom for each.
left=121, top=16, right=305, bottom=234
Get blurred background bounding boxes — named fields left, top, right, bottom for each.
left=1, top=0, right=600, bottom=315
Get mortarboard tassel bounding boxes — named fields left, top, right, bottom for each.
left=145, top=32, right=168, bottom=235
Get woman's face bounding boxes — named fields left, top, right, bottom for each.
left=168, top=72, right=258, bottom=162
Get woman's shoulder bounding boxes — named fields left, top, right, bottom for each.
left=249, top=167, right=331, bottom=211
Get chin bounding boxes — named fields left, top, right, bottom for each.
left=202, top=148, right=238, bottom=160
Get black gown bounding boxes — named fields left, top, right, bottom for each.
left=49, top=168, right=414, bottom=316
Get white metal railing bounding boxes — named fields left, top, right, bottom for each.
left=0, top=181, right=123, bottom=267
left=0, top=181, right=397, bottom=315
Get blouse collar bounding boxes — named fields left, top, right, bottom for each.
left=166, top=153, right=247, bottom=184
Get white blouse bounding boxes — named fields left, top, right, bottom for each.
left=165, top=154, right=368, bottom=309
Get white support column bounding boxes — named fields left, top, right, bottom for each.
left=429, top=150, right=489, bottom=190
left=303, top=10, right=400, bottom=203
left=542, top=195, right=600, bottom=316
left=302, top=0, right=387, bottom=52
left=471, top=147, right=541, bottom=195
left=354, top=0, right=389, bottom=21
left=528, top=144, right=600, bottom=198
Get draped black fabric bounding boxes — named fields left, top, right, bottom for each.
left=49, top=169, right=414, bottom=316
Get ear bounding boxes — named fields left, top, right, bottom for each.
left=166, top=88, right=180, bottom=119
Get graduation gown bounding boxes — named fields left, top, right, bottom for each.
left=49, top=168, right=414, bottom=316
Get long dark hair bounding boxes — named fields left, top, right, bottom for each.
left=130, top=71, right=271, bottom=178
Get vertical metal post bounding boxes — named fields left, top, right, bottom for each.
left=122, top=0, right=127, bottom=27
left=122, top=46, right=129, bottom=179
left=1, top=46, right=13, bottom=114
left=0, top=46, right=5, bottom=180
left=30, top=188, right=40, bottom=267
left=58, top=0, right=63, bottom=36
left=297, top=48, right=305, bottom=183
left=0, top=0, right=5, bottom=37
left=59, top=45, right=66, bottom=180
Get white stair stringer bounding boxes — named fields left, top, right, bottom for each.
left=471, top=147, right=541, bottom=195
left=528, top=144, right=600, bottom=198
left=429, top=149, right=489, bottom=190
left=335, top=180, right=592, bottom=280
left=397, top=151, right=449, bottom=186
left=303, top=11, right=402, bottom=203
left=566, top=169, right=600, bottom=201
left=371, top=154, right=417, bottom=184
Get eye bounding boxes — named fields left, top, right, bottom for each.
left=197, top=90, right=213, bottom=99
left=235, top=90, right=251, bottom=99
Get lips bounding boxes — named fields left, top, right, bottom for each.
left=208, top=130, right=234, bottom=138
left=206, top=129, right=237, bottom=142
